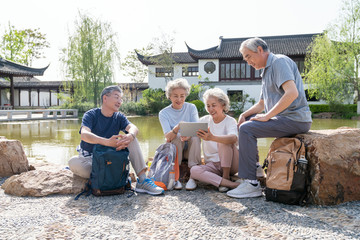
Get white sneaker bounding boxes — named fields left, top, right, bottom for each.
left=218, top=186, right=229, bottom=192
left=226, top=181, right=262, bottom=198
left=174, top=181, right=183, bottom=190
left=185, top=179, right=197, bottom=191
left=256, top=165, right=266, bottom=178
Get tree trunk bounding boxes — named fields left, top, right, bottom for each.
left=357, top=101, right=360, bottom=115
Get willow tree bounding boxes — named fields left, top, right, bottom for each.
left=305, top=0, right=360, bottom=113
left=61, top=13, right=120, bottom=107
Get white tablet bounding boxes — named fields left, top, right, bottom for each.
left=179, top=122, right=208, bottom=137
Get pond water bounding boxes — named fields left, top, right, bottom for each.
left=1, top=116, right=360, bottom=166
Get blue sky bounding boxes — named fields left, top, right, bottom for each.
left=1, top=0, right=343, bottom=82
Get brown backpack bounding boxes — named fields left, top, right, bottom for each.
left=263, top=137, right=308, bottom=205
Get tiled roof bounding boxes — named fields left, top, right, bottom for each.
left=0, top=58, right=48, bottom=77
left=187, top=33, right=320, bottom=60
left=136, top=51, right=196, bottom=66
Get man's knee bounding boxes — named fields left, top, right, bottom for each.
left=68, top=155, right=92, bottom=179
left=239, top=121, right=259, bottom=135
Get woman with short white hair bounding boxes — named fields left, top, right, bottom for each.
left=159, top=78, right=201, bottom=190
left=186, top=88, right=240, bottom=192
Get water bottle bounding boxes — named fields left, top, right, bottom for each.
left=297, top=155, right=308, bottom=175
left=167, top=163, right=175, bottom=190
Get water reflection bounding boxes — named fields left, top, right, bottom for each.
left=0, top=117, right=359, bottom=165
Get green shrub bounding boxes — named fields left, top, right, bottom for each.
left=120, top=102, right=147, bottom=116
left=329, top=104, right=357, bottom=113
left=309, top=104, right=357, bottom=119
left=309, top=104, right=330, bottom=113
left=186, top=84, right=204, bottom=102
left=140, top=88, right=170, bottom=114
left=309, top=104, right=357, bottom=114
left=229, top=93, right=256, bottom=118
left=59, top=101, right=94, bottom=115
left=190, top=100, right=206, bottom=116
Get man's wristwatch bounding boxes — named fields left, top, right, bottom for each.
left=129, top=132, right=136, bottom=140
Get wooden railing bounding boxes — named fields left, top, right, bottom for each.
left=0, top=109, right=78, bottom=121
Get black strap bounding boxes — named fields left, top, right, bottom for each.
left=74, top=181, right=91, bottom=200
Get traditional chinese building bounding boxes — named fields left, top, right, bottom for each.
left=0, top=58, right=71, bottom=108
left=137, top=33, right=320, bottom=104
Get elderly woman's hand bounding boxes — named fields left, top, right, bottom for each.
left=180, top=136, right=191, bottom=142
left=196, top=127, right=213, bottom=141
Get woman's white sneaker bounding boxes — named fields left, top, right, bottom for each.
left=185, top=178, right=197, bottom=191
left=174, top=180, right=183, bottom=190
left=218, top=186, right=229, bottom=192
left=256, top=165, right=266, bottom=178
left=226, top=181, right=262, bottom=198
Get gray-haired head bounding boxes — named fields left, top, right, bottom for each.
left=239, top=37, right=269, bottom=54
left=203, top=88, right=230, bottom=113
left=100, top=85, right=122, bottom=104
left=165, top=78, right=191, bottom=99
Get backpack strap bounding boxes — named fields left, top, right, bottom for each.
left=74, top=180, right=91, bottom=200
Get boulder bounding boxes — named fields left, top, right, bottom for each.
left=0, top=139, right=29, bottom=177
left=1, top=167, right=87, bottom=197
left=297, top=128, right=360, bottom=205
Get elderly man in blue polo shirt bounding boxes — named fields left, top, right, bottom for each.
left=227, top=37, right=312, bottom=199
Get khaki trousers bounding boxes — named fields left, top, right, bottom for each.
left=68, top=138, right=147, bottom=179
left=171, top=136, right=201, bottom=168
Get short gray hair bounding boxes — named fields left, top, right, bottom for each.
left=100, top=85, right=122, bottom=104
left=239, top=37, right=269, bottom=54
left=203, top=88, right=230, bottom=113
left=165, top=78, right=191, bottom=99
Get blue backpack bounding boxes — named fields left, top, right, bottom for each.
left=75, top=144, right=131, bottom=199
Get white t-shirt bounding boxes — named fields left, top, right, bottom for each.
left=199, top=115, right=238, bottom=163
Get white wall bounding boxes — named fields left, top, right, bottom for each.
left=39, top=91, right=50, bottom=107
left=148, top=64, right=200, bottom=90
left=1, top=89, right=10, bottom=105
left=20, top=90, right=30, bottom=106
left=31, top=90, right=38, bottom=106
left=201, top=82, right=262, bottom=110
left=198, top=59, right=219, bottom=82
left=51, top=91, right=58, bottom=106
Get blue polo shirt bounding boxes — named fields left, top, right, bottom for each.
left=79, top=108, right=130, bottom=153
left=260, top=53, right=312, bottom=122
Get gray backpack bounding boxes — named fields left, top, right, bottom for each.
left=148, top=143, right=179, bottom=190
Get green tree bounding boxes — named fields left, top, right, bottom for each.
left=150, top=32, right=177, bottom=83
left=61, top=13, right=120, bottom=107
left=304, top=0, right=360, bottom=113
left=0, top=23, right=49, bottom=66
left=122, top=45, right=153, bottom=83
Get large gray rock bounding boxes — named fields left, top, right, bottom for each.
left=1, top=166, right=87, bottom=197
left=297, top=128, right=360, bottom=205
left=0, top=139, right=29, bottom=177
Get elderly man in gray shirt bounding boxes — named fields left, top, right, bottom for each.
left=227, top=37, right=312, bottom=199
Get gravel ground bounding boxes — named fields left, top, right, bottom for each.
left=0, top=177, right=359, bottom=240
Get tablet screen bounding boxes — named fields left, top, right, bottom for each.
left=179, top=122, right=208, bottom=137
